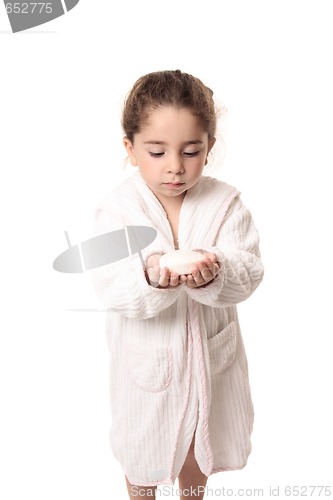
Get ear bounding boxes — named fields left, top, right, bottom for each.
left=205, top=137, right=216, bottom=165
left=123, top=137, right=138, bottom=166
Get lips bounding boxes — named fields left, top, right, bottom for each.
left=164, top=182, right=185, bottom=187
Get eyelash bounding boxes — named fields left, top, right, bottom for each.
left=149, top=152, right=164, bottom=157
left=149, top=151, right=200, bottom=158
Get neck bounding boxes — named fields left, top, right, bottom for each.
left=159, top=192, right=186, bottom=214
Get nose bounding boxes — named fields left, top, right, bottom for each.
left=167, top=155, right=184, bottom=175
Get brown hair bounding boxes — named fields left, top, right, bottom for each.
left=122, top=70, right=217, bottom=143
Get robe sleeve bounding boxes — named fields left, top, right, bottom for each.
left=90, top=209, right=182, bottom=320
left=185, top=196, right=264, bottom=307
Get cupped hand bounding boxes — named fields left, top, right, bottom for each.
left=146, top=252, right=220, bottom=289
left=184, top=252, right=220, bottom=288
left=146, top=254, right=184, bottom=288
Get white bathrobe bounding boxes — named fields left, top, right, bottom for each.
left=91, top=171, right=264, bottom=486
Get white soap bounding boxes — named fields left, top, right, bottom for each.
left=159, top=250, right=205, bottom=275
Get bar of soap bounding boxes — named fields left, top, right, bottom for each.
left=159, top=250, right=205, bottom=275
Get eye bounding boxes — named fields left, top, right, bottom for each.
left=183, top=151, right=200, bottom=157
left=149, top=152, right=165, bottom=158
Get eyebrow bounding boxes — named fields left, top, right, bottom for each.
left=143, top=140, right=204, bottom=145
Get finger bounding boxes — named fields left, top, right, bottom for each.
left=169, top=272, right=180, bottom=287
left=204, top=252, right=217, bottom=263
left=192, top=268, right=206, bottom=286
left=201, top=258, right=219, bottom=277
left=196, top=260, right=212, bottom=276
left=159, top=267, right=170, bottom=287
left=147, top=254, right=160, bottom=268
left=202, top=265, right=214, bottom=279
left=204, top=259, right=218, bottom=276
left=147, top=265, right=160, bottom=283
left=185, top=274, right=196, bottom=288
left=196, top=262, right=217, bottom=286
left=212, top=262, right=220, bottom=276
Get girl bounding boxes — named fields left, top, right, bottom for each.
left=91, top=70, right=264, bottom=499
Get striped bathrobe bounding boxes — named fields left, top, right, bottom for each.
left=91, top=171, right=264, bottom=486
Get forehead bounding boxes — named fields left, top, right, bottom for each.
left=139, top=106, right=207, bottom=140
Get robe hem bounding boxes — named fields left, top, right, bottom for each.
left=125, top=476, right=176, bottom=487
left=211, top=463, right=247, bottom=474
left=124, top=464, right=247, bottom=488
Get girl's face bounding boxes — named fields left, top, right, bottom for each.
left=123, top=106, right=215, bottom=207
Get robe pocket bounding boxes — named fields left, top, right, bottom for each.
left=126, top=340, right=172, bottom=392
left=208, top=321, right=237, bottom=376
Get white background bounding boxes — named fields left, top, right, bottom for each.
left=1, top=1, right=332, bottom=498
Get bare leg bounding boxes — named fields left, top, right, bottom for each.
left=125, top=476, right=157, bottom=499
left=178, top=436, right=208, bottom=499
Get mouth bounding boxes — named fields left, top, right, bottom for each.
left=164, top=182, right=185, bottom=189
